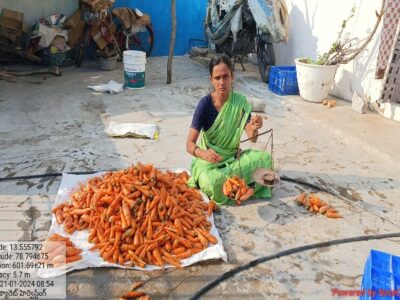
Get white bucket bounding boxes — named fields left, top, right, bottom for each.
left=295, top=58, right=338, bottom=103
left=123, top=50, right=146, bottom=89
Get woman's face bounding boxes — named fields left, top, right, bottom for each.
left=210, top=63, right=233, bottom=99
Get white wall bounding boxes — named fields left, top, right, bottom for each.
left=1, top=0, right=79, bottom=26
left=274, top=0, right=384, bottom=104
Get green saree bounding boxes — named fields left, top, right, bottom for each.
left=187, top=91, right=272, bottom=205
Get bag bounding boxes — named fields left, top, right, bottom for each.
left=248, top=0, right=289, bottom=43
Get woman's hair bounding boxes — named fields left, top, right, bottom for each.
left=209, top=54, right=234, bottom=76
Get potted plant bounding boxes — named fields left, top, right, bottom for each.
left=295, top=3, right=384, bottom=103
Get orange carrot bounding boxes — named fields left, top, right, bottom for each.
left=207, top=201, right=216, bottom=216
left=326, top=211, right=342, bottom=218
left=174, top=218, right=183, bottom=236
left=131, top=281, right=143, bottom=291
left=120, top=207, right=128, bottom=230
left=66, top=247, right=81, bottom=257
left=319, top=205, right=330, bottom=214
left=198, top=229, right=217, bottom=244
left=161, top=255, right=182, bottom=269
left=55, top=210, right=64, bottom=224
left=122, top=202, right=131, bottom=228
left=122, top=291, right=145, bottom=298
left=152, top=248, right=164, bottom=267
left=195, top=230, right=209, bottom=248
left=177, top=249, right=197, bottom=259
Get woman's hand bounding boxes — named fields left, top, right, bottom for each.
left=245, top=114, right=263, bottom=143
left=200, top=148, right=223, bottom=164
left=249, top=114, right=263, bottom=130
left=186, top=129, right=222, bottom=163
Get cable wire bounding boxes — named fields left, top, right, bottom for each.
left=189, top=232, right=400, bottom=299
left=0, top=170, right=118, bottom=182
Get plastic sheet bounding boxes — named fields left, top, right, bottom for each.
left=105, top=121, right=160, bottom=139
left=88, top=80, right=124, bottom=94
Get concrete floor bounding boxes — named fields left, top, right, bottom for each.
left=1, top=56, right=400, bottom=299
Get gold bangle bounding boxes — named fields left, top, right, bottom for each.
left=193, top=146, right=199, bottom=157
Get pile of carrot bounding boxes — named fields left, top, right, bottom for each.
left=119, top=281, right=150, bottom=300
left=295, top=192, right=342, bottom=218
left=52, top=163, right=218, bottom=268
left=222, top=176, right=253, bottom=205
left=43, top=233, right=82, bottom=266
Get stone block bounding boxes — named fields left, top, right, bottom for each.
left=352, top=93, right=368, bottom=114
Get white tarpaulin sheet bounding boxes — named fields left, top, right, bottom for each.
left=105, top=122, right=160, bottom=139
left=40, top=171, right=227, bottom=278
left=88, top=80, right=124, bottom=94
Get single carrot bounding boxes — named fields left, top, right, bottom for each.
left=198, top=228, right=217, bottom=244
left=51, top=203, right=65, bottom=213
left=171, top=247, right=186, bottom=255
left=122, top=291, right=145, bottom=298
left=120, top=207, right=128, bottom=230
left=55, top=210, right=64, bottom=224
left=49, top=233, right=69, bottom=242
left=174, top=218, right=183, bottom=236
left=319, top=205, right=330, bottom=214
left=326, top=211, right=342, bottom=218
left=161, top=255, right=182, bottom=269
left=66, top=247, right=82, bottom=257
left=47, top=246, right=65, bottom=262
left=195, top=230, right=209, bottom=248
left=122, top=202, right=131, bottom=228
left=128, top=250, right=146, bottom=268
left=239, top=188, right=254, bottom=201
left=175, top=249, right=196, bottom=259
left=131, top=281, right=143, bottom=291
left=149, top=195, right=160, bottom=211
left=207, top=201, right=216, bottom=216
left=296, top=192, right=306, bottom=205
left=146, top=217, right=153, bottom=240
left=152, top=248, right=164, bottom=267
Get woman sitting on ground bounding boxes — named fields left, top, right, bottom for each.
left=186, top=54, right=272, bottom=205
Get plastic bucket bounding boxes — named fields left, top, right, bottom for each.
left=123, top=50, right=146, bottom=89
left=98, top=55, right=117, bottom=71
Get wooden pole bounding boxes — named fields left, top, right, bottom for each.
left=167, top=0, right=176, bottom=84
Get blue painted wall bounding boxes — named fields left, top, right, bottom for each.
left=114, top=0, right=208, bottom=56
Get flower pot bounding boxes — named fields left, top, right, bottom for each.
left=295, top=58, right=338, bottom=103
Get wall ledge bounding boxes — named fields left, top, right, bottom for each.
left=372, top=102, right=400, bottom=122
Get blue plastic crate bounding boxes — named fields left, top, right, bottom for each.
left=394, top=275, right=400, bottom=300
left=360, top=250, right=400, bottom=300
left=268, top=66, right=299, bottom=95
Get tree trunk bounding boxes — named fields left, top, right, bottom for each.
left=167, top=0, right=176, bottom=84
